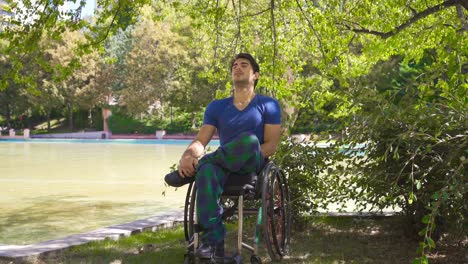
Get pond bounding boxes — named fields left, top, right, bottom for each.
left=0, top=139, right=218, bottom=245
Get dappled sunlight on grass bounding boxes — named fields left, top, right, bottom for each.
left=32, top=118, right=67, bottom=134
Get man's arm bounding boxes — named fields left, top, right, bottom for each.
left=178, top=124, right=216, bottom=177
left=261, top=124, right=281, bottom=158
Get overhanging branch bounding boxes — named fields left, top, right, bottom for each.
left=345, top=0, right=463, bottom=39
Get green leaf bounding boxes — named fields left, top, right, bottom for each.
left=421, top=215, right=430, bottom=224
left=416, top=242, right=425, bottom=254
left=416, top=180, right=422, bottom=190
left=418, top=227, right=428, bottom=237
left=426, top=237, right=436, bottom=249
left=442, top=191, right=449, bottom=201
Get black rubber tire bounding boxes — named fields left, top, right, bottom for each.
left=261, top=162, right=291, bottom=260
left=184, top=182, right=194, bottom=241
left=184, top=182, right=198, bottom=251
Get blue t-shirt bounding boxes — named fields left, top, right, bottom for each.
left=203, top=94, right=281, bottom=146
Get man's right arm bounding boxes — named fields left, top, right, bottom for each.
left=178, top=124, right=216, bottom=177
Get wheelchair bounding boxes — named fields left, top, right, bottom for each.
left=183, top=160, right=291, bottom=264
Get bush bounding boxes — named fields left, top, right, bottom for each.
left=92, top=108, right=103, bottom=131
left=164, top=118, right=192, bottom=134
left=279, top=52, right=466, bottom=261
left=339, top=54, right=467, bottom=257
left=272, top=139, right=348, bottom=220
left=107, top=112, right=155, bottom=134
left=73, top=110, right=90, bottom=130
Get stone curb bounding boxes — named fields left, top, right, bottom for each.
left=0, top=210, right=184, bottom=260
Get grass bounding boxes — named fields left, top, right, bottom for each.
left=1, top=215, right=465, bottom=264
left=4, top=118, right=95, bottom=135
left=32, top=118, right=68, bottom=133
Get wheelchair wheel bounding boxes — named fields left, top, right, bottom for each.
left=184, top=182, right=197, bottom=245
left=184, top=182, right=239, bottom=241
left=250, top=255, right=262, bottom=264
left=261, top=162, right=291, bottom=260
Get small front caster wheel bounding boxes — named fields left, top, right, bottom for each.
left=250, top=255, right=262, bottom=264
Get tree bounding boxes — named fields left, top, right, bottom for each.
left=0, top=40, right=33, bottom=130
left=43, top=30, right=104, bottom=130
left=117, top=6, right=190, bottom=116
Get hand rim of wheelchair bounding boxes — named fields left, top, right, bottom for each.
left=183, top=160, right=291, bottom=262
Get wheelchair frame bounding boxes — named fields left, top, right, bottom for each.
left=183, top=161, right=291, bottom=264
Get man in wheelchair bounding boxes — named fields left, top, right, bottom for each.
left=165, top=53, right=281, bottom=263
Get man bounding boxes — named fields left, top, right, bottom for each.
left=165, top=53, right=281, bottom=261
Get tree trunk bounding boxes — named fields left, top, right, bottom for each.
left=67, top=103, right=74, bottom=131
left=47, top=109, right=51, bottom=132
left=102, top=108, right=112, bottom=132
left=27, top=115, right=32, bottom=130
left=281, top=66, right=299, bottom=136
left=281, top=101, right=298, bottom=136
left=5, top=103, right=11, bottom=129
left=191, top=112, right=196, bottom=129
left=88, top=108, right=93, bottom=128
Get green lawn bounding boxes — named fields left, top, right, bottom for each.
left=3, top=215, right=465, bottom=264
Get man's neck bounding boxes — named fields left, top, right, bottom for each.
left=233, top=85, right=255, bottom=104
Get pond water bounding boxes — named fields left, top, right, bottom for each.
left=0, top=139, right=217, bottom=245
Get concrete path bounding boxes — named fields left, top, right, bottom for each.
left=0, top=210, right=183, bottom=260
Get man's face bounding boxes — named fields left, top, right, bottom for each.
left=231, top=58, right=259, bottom=86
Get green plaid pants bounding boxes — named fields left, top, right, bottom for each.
left=195, top=132, right=263, bottom=246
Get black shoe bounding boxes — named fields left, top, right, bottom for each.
left=194, top=243, right=213, bottom=259
left=164, top=170, right=194, bottom=187
left=212, top=240, right=226, bottom=263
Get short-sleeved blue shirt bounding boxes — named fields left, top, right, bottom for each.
left=203, top=94, right=281, bottom=146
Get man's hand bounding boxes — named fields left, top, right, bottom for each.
left=178, top=155, right=198, bottom=177
left=177, top=125, right=216, bottom=178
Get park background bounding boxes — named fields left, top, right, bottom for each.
left=0, top=0, right=466, bottom=263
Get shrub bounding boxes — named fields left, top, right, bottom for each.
left=107, top=112, right=154, bottom=134
left=273, top=139, right=348, bottom=220
left=340, top=54, right=467, bottom=259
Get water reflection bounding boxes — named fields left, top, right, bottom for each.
left=0, top=141, right=194, bottom=244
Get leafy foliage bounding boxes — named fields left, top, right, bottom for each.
left=107, top=111, right=154, bottom=134
left=273, top=139, right=344, bottom=217
left=342, top=50, right=467, bottom=258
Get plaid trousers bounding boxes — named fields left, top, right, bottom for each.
left=195, top=132, right=264, bottom=246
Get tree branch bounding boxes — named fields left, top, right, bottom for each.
left=90, top=2, right=123, bottom=45
left=271, top=0, right=277, bottom=83
left=456, top=5, right=468, bottom=32
left=231, top=0, right=241, bottom=52
left=345, top=0, right=462, bottom=39
left=295, top=0, right=327, bottom=61
left=240, top=7, right=271, bottom=18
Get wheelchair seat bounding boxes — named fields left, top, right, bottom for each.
left=222, top=171, right=257, bottom=197
left=183, top=161, right=291, bottom=264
